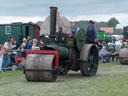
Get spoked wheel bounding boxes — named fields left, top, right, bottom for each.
left=80, top=44, right=99, bottom=76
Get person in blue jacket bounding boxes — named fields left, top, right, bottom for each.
left=70, top=23, right=80, bottom=37
left=86, top=20, right=97, bottom=44
left=27, top=39, right=33, bottom=50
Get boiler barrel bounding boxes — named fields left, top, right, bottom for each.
left=58, top=47, right=69, bottom=59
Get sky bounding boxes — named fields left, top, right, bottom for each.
left=0, top=0, right=128, bottom=28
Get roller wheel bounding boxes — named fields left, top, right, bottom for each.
left=24, top=54, right=58, bottom=82
left=80, top=44, right=99, bottom=76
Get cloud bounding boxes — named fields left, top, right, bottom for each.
left=0, top=16, right=45, bottom=24
left=0, top=13, right=128, bottom=28
left=0, top=0, right=128, bottom=16
left=0, top=0, right=128, bottom=28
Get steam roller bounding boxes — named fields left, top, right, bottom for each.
left=119, top=47, right=128, bottom=64
left=24, top=7, right=99, bottom=82
left=119, top=26, right=128, bottom=65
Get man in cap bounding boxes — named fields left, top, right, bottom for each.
left=86, top=20, right=97, bottom=44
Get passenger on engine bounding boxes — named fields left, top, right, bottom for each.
left=38, top=40, right=46, bottom=50
left=86, top=20, right=97, bottom=44
left=70, top=23, right=80, bottom=37
left=56, top=27, right=65, bottom=42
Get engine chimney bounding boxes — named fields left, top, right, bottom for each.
left=50, top=7, right=58, bottom=35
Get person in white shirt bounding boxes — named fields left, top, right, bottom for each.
left=2, top=39, right=16, bottom=70
left=32, top=39, right=38, bottom=50
left=0, top=45, right=4, bottom=72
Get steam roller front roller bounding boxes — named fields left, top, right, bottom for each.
left=24, top=53, right=58, bottom=82
left=80, top=44, right=99, bottom=76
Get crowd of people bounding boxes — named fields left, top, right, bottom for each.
left=0, top=36, right=45, bottom=72
left=99, top=40, right=120, bottom=63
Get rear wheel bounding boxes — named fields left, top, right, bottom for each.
left=80, top=44, right=99, bottom=76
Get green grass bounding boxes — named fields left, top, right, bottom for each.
left=0, top=62, right=128, bottom=96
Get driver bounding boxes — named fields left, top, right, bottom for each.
left=55, top=27, right=65, bottom=42
left=86, top=20, right=97, bottom=44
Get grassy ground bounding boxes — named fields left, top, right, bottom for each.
left=0, top=62, right=128, bottom=96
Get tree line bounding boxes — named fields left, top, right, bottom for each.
left=37, top=17, right=123, bottom=35
left=74, top=17, right=123, bottom=35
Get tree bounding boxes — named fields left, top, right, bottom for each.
left=107, top=17, right=120, bottom=28
left=75, top=20, right=108, bottom=31
left=36, top=21, right=43, bottom=27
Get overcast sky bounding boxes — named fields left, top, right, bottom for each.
left=0, top=0, right=128, bottom=28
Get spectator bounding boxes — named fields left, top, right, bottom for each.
left=2, top=39, right=16, bottom=70
left=8, top=36, right=14, bottom=42
left=104, top=43, right=109, bottom=51
left=27, top=36, right=31, bottom=42
left=32, top=39, right=38, bottom=50
left=108, top=40, right=117, bottom=61
left=109, top=40, right=116, bottom=50
left=11, top=40, right=20, bottom=65
left=0, top=45, right=4, bottom=72
left=97, top=41, right=102, bottom=50
left=21, top=38, right=27, bottom=50
left=108, top=46, right=119, bottom=62
left=38, top=40, right=45, bottom=50
left=27, top=39, right=33, bottom=50
left=12, top=40, right=20, bottom=50
left=70, top=23, right=80, bottom=37
left=21, top=38, right=27, bottom=58
left=99, top=46, right=111, bottom=63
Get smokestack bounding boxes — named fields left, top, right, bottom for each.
left=49, top=7, right=58, bottom=35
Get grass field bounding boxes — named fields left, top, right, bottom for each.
left=0, top=62, right=128, bottom=96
